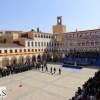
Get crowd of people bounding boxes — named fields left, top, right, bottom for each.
left=71, top=69, right=100, bottom=100
left=0, top=60, right=61, bottom=78
left=68, top=52, right=99, bottom=59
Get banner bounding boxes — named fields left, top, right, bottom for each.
left=56, top=37, right=62, bottom=42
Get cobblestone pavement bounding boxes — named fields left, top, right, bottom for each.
left=0, top=63, right=98, bottom=100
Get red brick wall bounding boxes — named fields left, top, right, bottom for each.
left=19, top=38, right=25, bottom=46
left=28, top=31, right=34, bottom=39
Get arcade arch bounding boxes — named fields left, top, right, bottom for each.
left=2, top=58, right=9, bottom=67
left=26, top=55, right=30, bottom=62
left=11, top=57, right=17, bottom=64
left=42, top=54, right=46, bottom=60
left=19, top=56, right=24, bottom=63
left=32, top=55, right=36, bottom=62
left=37, top=55, right=41, bottom=61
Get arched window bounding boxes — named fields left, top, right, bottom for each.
left=31, top=42, right=33, bottom=46
left=38, top=34, right=40, bottom=38
left=55, top=43, right=56, bottom=46
left=28, top=42, right=30, bottom=46
left=35, top=34, right=37, bottom=37
left=44, top=35, right=45, bottom=38
left=35, top=42, right=37, bottom=46
left=41, top=35, right=43, bottom=38
left=46, top=35, right=48, bottom=38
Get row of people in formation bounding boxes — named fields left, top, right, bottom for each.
left=0, top=60, right=47, bottom=77
left=0, top=60, right=61, bottom=77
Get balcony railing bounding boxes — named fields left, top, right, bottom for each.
left=0, top=50, right=54, bottom=56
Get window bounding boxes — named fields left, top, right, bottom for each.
left=24, top=49, right=26, bottom=52
left=44, top=49, right=46, bottom=51
left=46, top=36, right=48, bottom=38
left=38, top=42, right=40, bottom=47
left=28, top=49, right=30, bottom=52
left=41, top=49, right=43, bottom=51
left=4, top=50, right=7, bottom=53
left=35, top=34, right=37, bottom=37
left=41, top=35, right=43, bottom=38
left=5, top=31, right=11, bottom=34
left=44, top=42, right=46, bottom=46
left=10, top=50, right=12, bottom=53
left=38, top=49, right=40, bottom=51
left=38, top=34, right=40, bottom=38
left=15, top=50, right=17, bottom=52
left=28, top=42, right=30, bottom=46
left=44, top=35, right=45, bottom=38
left=41, top=42, right=43, bottom=47
left=31, top=42, right=33, bottom=46
left=32, top=49, right=34, bottom=52
left=0, top=50, right=2, bottom=53
left=35, top=49, right=37, bottom=51
left=20, top=49, right=22, bottom=52
left=35, top=42, right=37, bottom=47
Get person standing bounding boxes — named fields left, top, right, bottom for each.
left=41, top=65, right=43, bottom=71
left=59, top=68, right=61, bottom=74
left=38, top=63, right=40, bottom=70
left=45, top=66, right=48, bottom=72
left=50, top=67, right=52, bottom=73
left=54, top=67, right=56, bottom=74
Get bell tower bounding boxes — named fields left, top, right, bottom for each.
left=57, top=16, right=62, bottom=25
left=53, top=16, right=66, bottom=34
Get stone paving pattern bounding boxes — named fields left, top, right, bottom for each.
left=0, top=63, right=98, bottom=100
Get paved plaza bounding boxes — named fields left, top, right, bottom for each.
left=0, top=63, right=98, bottom=100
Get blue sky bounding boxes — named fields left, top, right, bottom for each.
left=0, top=0, right=100, bottom=33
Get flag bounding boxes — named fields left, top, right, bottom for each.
left=56, top=37, right=62, bottom=41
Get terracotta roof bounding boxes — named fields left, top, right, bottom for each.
left=0, top=43, right=24, bottom=48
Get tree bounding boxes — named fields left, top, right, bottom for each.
left=31, top=29, right=34, bottom=31
left=37, top=27, right=39, bottom=32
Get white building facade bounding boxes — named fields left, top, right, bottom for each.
left=0, top=31, right=54, bottom=67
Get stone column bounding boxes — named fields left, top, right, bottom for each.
left=9, top=57, right=11, bottom=65
left=30, top=55, right=32, bottom=62
left=23, top=55, right=26, bottom=63
left=16, top=56, right=19, bottom=64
